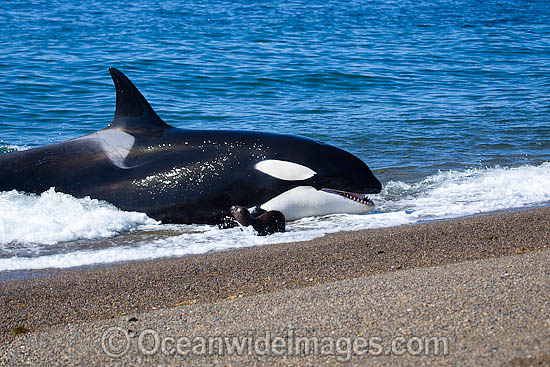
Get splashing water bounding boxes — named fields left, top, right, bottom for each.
left=1, top=163, right=549, bottom=271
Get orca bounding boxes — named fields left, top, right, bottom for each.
left=0, top=68, right=382, bottom=224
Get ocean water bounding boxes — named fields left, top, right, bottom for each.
left=0, top=0, right=549, bottom=272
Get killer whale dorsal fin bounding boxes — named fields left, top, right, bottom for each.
left=108, top=67, right=172, bottom=132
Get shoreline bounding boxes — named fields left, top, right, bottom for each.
left=2, top=206, right=550, bottom=364
left=0, top=207, right=550, bottom=365
left=1, top=204, right=548, bottom=281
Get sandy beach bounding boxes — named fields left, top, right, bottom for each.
left=1, top=207, right=550, bottom=366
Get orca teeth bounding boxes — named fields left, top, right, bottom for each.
left=321, top=189, right=374, bottom=207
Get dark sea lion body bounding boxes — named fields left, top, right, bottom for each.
left=230, top=205, right=285, bottom=236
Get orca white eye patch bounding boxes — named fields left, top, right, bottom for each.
left=254, top=159, right=316, bottom=181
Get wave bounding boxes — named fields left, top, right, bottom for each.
left=0, top=188, right=157, bottom=247
left=1, top=162, right=550, bottom=271
left=377, top=162, right=550, bottom=218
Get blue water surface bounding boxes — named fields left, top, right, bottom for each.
left=0, top=0, right=549, bottom=183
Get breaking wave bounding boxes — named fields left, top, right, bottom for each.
left=1, top=162, right=550, bottom=271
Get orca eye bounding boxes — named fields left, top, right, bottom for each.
left=255, top=160, right=317, bottom=181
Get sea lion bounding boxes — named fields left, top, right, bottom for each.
left=230, top=205, right=285, bottom=236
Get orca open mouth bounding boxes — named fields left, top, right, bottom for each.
left=321, top=188, right=374, bottom=207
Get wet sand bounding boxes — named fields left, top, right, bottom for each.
left=1, top=207, right=550, bottom=365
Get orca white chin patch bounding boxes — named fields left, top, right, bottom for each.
left=260, top=186, right=374, bottom=221
left=255, top=160, right=316, bottom=181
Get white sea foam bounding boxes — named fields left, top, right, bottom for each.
left=1, top=162, right=550, bottom=271
left=0, top=188, right=158, bottom=246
